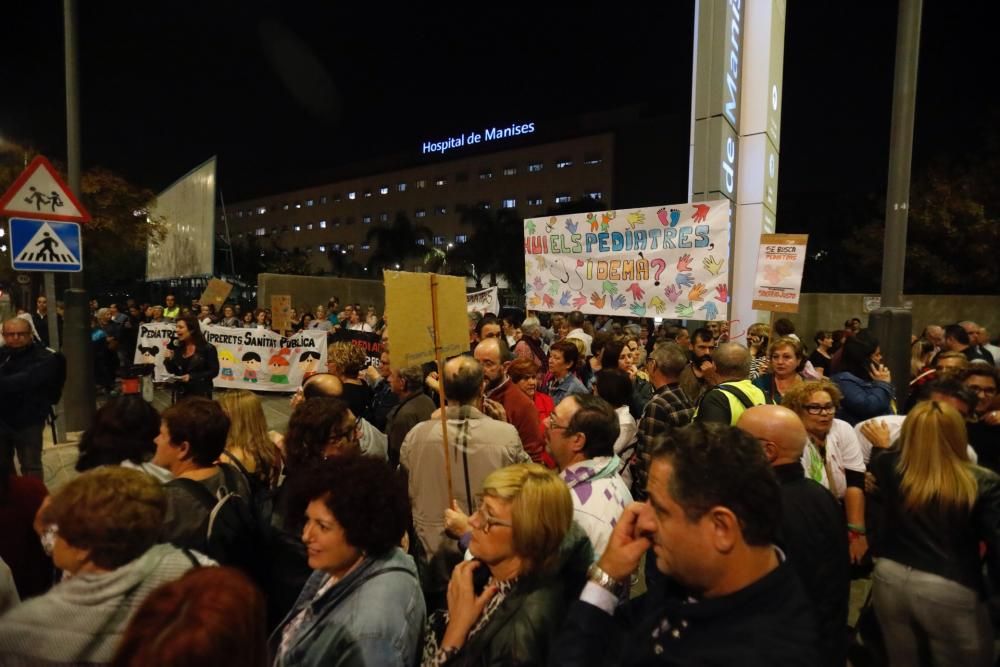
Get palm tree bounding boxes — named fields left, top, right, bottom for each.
left=365, top=212, right=432, bottom=276
left=452, top=205, right=527, bottom=292
left=326, top=246, right=365, bottom=277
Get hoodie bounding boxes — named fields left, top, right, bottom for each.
left=0, top=544, right=210, bottom=666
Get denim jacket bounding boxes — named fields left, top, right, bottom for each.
left=270, top=547, right=426, bottom=667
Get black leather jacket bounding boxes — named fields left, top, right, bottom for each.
left=163, top=342, right=219, bottom=399
left=870, top=447, right=1000, bottom=595
left=452, top=523, right=593, bottom=667
left=0, top=342, right=58, bottom=428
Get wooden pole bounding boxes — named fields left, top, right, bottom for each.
left=429, top=274, right=455, bottom=503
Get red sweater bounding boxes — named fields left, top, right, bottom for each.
left=488, top=379, right=545, bottom=463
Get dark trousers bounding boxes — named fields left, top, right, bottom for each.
left=0, top=421, right=45, bottom=478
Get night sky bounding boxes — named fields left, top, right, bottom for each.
left=1, top=2, right=997, bottom=210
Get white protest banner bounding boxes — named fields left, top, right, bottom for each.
left=523, top=201, right=731, bottom=320
left=133, top=323, right=328, bottom=392
left=134, top=323, right=176, bottom=381
left=751, top=234, right=808, bottom=313
left=466, top=286, right=499, bottom=315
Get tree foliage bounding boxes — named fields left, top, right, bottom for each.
left=365, top=212, right=432, bottom=276
left=837, top=159, right=1000, bottom=294
left=0, top=143, right=165, bottom=293
left=451, top=205, right=529, bottom=292
left=79, top=167, right=165, bottom=291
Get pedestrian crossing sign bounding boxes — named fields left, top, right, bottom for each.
left=9, top=218, right=83, bottom=272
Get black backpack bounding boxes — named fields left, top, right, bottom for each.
left=171, top=463, right=265, bottom=581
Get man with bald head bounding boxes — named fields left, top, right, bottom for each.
left=960, top=320, right=996, bottom=366
left=474, top=337, right=544, bottom=463
left=694, top=342, right=768, bottom=425
left=287, top=372, right=388, bottom=460
left=738, top=405, right=849, bottom=667
left=400, top=355, right=529, bottom=594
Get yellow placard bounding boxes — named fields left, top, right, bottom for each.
left=271, top=294, right=292, bottom=333
left=384, top=271, right=468, bottom=367
left=199, top=278, right=233, bottom=308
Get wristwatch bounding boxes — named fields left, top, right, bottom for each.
left=587, top=562, right=627, bottom=597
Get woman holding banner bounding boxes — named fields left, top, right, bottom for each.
left=163, top=314, right=219, bottom=401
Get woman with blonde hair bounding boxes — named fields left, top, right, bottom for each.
left=217, top=390, right=282, bottom=490
left=870, top=401, right=1000, bottom=666
left=424, top=463, right=591, bottom=666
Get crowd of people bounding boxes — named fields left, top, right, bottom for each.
left=1, top=296, right=999, bottom=665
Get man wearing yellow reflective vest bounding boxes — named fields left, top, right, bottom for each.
left=162, top=294, right=180, bottom=322
left=693, top=342, right=771, bottom=425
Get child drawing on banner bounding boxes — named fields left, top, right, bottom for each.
left=137, top=344, right=159, bottom=365
left=297, top=350, right=321, bottom=380
left=242, top=351, right=262, bottom=383
left=218, top=349, right=237, bottom=381
left=268, top=348, right=292, bottom=384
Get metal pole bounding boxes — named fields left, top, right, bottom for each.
left=870, top=0, right=923, bottom=406
left=219, top=190, right=236, bottom=277
left=63, top=0, right=95, bottom=431
left=879, top=0, right=923, bottom=307
left=43, top=272, right=66, bottom=443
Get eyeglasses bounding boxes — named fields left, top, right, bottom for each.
left=1, top=331, right=30, bottom=338
left=802, top=403, right=836, bottom=415
left=547, top=413, right=571, bottom=431
left=473, top=501, right=513, bottom=534
left=968, top=385, right=998, bottom=396
left=328, top=421, right=361, bottom=444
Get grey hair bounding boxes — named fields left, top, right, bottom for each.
left=521, top=317, right=541, bottom=336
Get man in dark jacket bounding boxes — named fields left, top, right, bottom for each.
left=551, top=422, right=819, bottom=666
left=739, top=404, right=850, bottom=667
left=385, top=364, right=435, bottom=468
left=0, top=318, right=59, bottom=478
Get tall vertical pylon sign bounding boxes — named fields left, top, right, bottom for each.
left=689, top=0, right=786, bottom=340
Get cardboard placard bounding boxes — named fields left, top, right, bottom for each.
left=751, top=234, right=808, bottom=313
left=384, top=270, right=468, bottom=367
left=271, top=294, right=292, bottom=333
left=199, top=278, right=233, bottom=309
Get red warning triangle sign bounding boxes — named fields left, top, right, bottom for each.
left=0, top=155, right=91, bottom=223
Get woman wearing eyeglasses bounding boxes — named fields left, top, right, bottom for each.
left=782, top=379, right=869, bottom=565
left=424, top=463, right=592, bottom=666
left=869, top=401, right=1000, bottom=667
left=271, top=455, right=425, bottom=667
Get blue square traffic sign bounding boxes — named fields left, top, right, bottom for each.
left=9, top=217, right=83, bottom=272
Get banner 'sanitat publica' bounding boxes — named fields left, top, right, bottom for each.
left=134, top=323, right=327, bottom=393
left=523, top=201, right=732, bottom=319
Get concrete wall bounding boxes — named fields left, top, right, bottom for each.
left=257, top=274, right=384, bottom=313
left=780, top=293, right=1000, bottom=339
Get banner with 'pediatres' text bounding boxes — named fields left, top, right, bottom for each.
left=133, top=323, right=328, bottom=392
left=523, top=201, right=731, bottom=319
